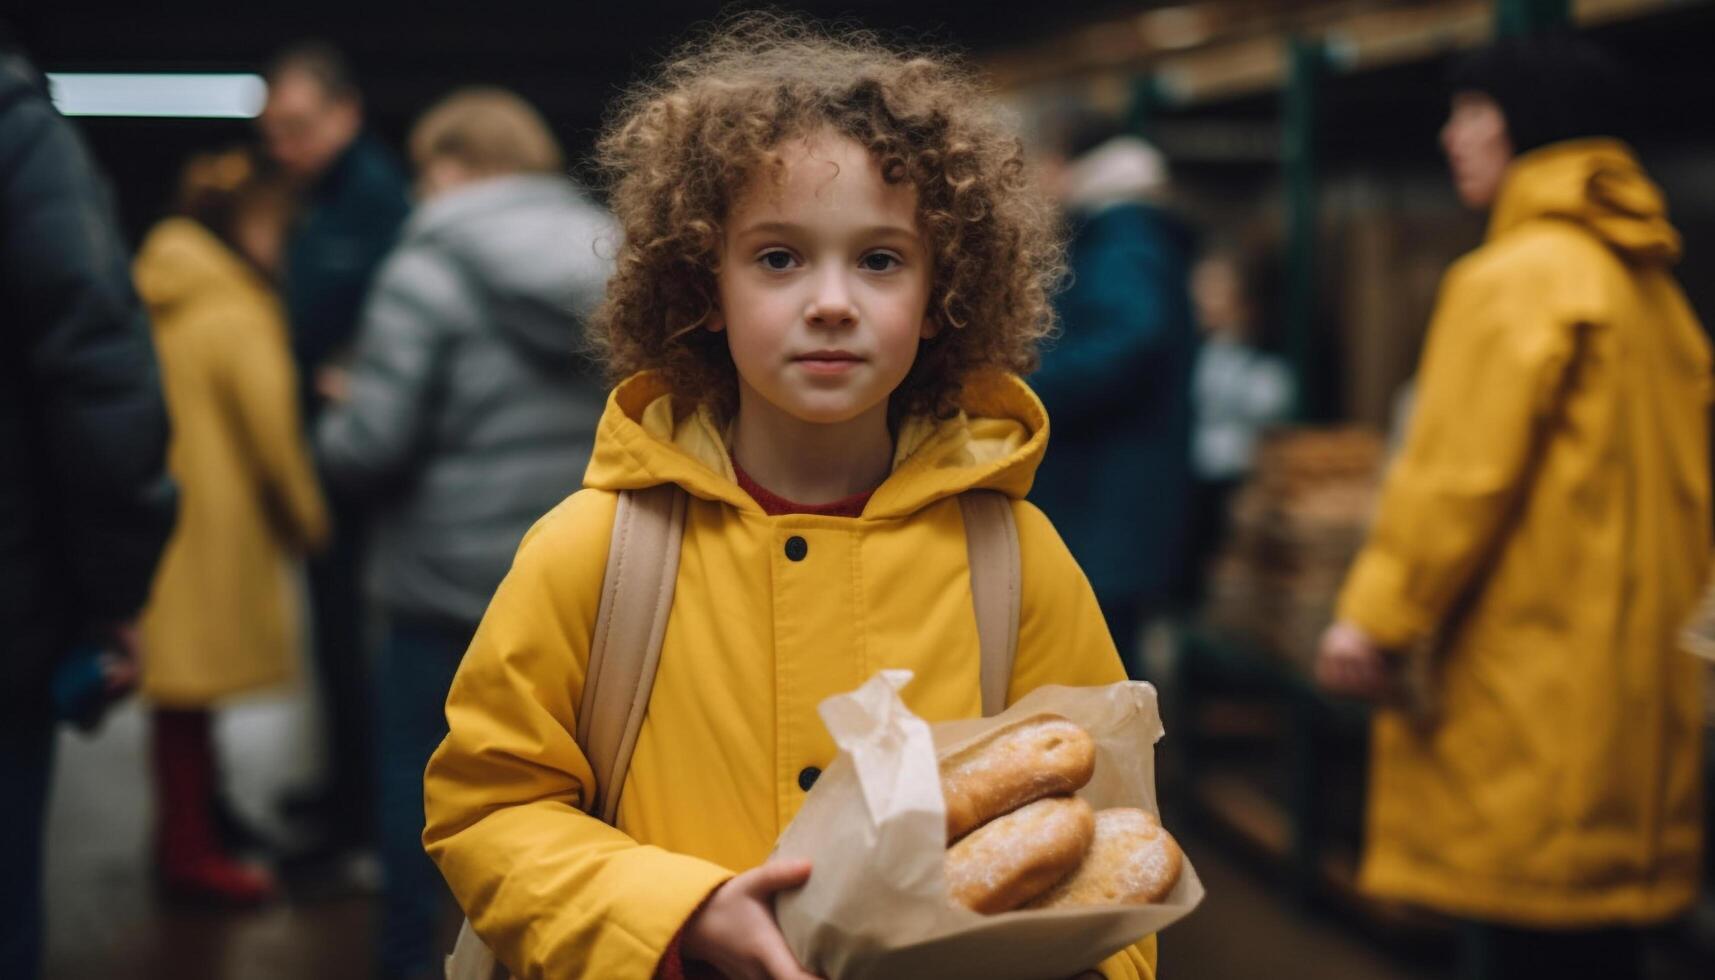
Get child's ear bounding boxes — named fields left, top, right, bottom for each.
left=920, top=314, right=940, bottom=340
left=706, top=308, right=726, bottom=333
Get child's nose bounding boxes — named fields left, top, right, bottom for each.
left=805, top=271, right=857, bottom=328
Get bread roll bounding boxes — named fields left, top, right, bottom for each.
left=945, top=795, right=1094, bottom=914
left=939, top=713, right=1096, bottom=842
left=1027, top=807, right=1183, bottom=909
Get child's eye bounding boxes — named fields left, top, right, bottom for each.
left=860, top=252, right=901, bottom=272
left=758, top=249, right=798, bottom=271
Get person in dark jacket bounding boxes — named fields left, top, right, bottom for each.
left=315, top=87, right=612, bottom=980
left=0, top=36, right=177, bottom=977
left=261, top=41, right=411, bottom=401
left=1028, top=120, right=1196, bottom=675
left=257, top=41, right=410, bottom=852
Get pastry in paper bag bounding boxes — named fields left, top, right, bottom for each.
left=772, top=670, right=1204, bottom=980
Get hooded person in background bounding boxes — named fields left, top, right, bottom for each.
left=1028, top=115, right=1196, bottom=675
left=133, top=147, right=329, bottom=905
left=1316, top=34, right=1710, bottom=980
left=258, top=41, right=411, bottom=854
left=0, top=33, right=177, bottom=977
left=314, top=87, right=612, bottom=980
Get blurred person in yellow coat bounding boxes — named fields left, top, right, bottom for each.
left=1317, top=34, right=1710, bottom=979
left=134, top=147, right=330, bottom=905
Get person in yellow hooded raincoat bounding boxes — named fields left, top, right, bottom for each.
left=134, top=148, right=329, bottom=904
left=425, top=18, right=1159, bottom=980
left=1316, top=34, right=1709, bottom=978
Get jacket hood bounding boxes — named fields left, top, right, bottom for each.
left=404, top=174, right=615, bottom=365
left=583, top=371, right=1047, bottom=519
left=133, top=218, right=267, bottom=323
left=1488, top=139, right=1680, bottom=264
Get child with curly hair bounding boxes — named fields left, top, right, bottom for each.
left=424, top=15, right=1157, bottom=980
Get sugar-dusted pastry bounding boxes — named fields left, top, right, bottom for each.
left=939, top=713, right=1096, bottom=842
left=1028, top=807, right=1183, bottom=908
left=944, top=795, right=1095, bottom=914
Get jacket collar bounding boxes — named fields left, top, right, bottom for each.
left=583, top=371, right=1047, bottom=520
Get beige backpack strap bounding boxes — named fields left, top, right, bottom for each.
left=960, top=491, right=1021, bottom=717
left=446, top=919, right=506, bottom=980
left=577, top=483, right=688, bottom=823
left=448, top=484, right=688, bottom=980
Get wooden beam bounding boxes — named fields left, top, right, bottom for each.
left=988, top=0, right=1714, bottom=105
left=1321, top=1, right=1492, bottom=73
left=1155, top=35, right=1289, bottom=104
left=1575, top=0, right=1706, bottom=27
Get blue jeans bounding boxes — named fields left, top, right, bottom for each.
left=0, top=706, right=55, bottom=979
left=306, top=500, right=374, bottom=846
left=375, top=616, right=473, bottom=978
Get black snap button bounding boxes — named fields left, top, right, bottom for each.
left=797, top=766, right=821, bottom=791
left=784, top=536, right=808, bottom=561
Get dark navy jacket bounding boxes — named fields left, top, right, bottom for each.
left=283, top=132, right=410, bottom=413
left=1028, top=202, right=1196, bottom=610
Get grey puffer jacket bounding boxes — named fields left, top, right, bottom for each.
left=317, top=174, right=613, bottom=625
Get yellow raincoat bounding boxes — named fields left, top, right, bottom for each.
left=135, top=219, right=328, bottom=706
left=424, top=371, right=1158, bottom=979
left=1338, top=140, right=1711, bottom=926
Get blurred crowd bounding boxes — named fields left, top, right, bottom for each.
left=2, top=38, right=617, bottom=980
left=0, top=16, right=1709, bottom=980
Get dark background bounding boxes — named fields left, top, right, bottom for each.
left=14, top=2, right=1715, bottom=232
left=10, top=1, right=1157, bottom=239
left=11, top=0, right=1715, bottom=418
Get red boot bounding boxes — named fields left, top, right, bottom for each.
left=152, top=708, right=279, bottom=906
left=159, top=852, right=278, bottom=905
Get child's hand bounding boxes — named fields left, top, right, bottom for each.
left=682, top=858, right=822, bottom=980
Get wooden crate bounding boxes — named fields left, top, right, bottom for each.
left=1203, top=427, right=1383, bottom=674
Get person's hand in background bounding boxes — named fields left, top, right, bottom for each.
left=315, top=364, right=352, bottom=405
left=1315, top=620, right=1391, bottom=702
left=105, top=619, right=143, bottom=699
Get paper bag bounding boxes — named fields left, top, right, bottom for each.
left=773, top=670, right=1204, bottom=980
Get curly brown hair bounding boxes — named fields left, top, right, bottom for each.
left=590, top=13, right=1064, bottom=419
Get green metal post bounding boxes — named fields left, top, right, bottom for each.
left=1282, top=37, right=1324, bottom=421
left=1495, top=0, right=1572, bottom=36
left=1283, top=37, right=1329, bottom=888
left=1125, top=75, right=1162, bottom=140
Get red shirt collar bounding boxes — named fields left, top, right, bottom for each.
left=731, top=456, right=876, bottom=518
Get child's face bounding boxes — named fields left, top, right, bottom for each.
left=713, top=131, right=935, bottom=427
left=1191, top=257, right=1246, bottom=340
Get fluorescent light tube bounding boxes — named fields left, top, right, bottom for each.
left=46, top=73, right=267, bottom=119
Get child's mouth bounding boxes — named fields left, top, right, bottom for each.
left=794, top=351, right=864, bottom=375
